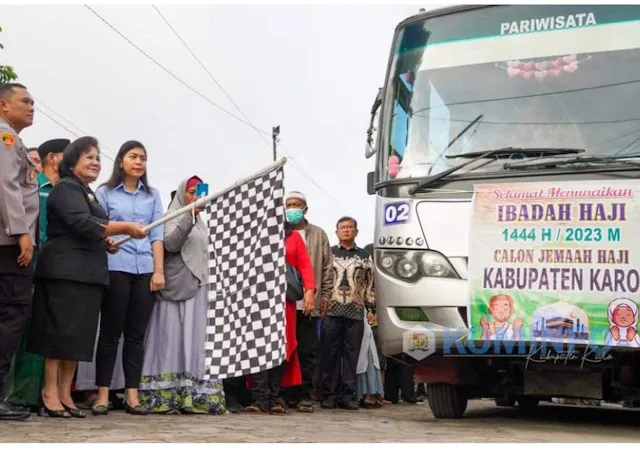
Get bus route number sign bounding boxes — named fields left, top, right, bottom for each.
left=383, top=201, right=411, bottom=226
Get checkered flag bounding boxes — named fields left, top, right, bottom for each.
left=203, top=165, right=286, bottom=380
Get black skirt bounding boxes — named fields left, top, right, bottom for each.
left=27, top=278, right=103, bottom=362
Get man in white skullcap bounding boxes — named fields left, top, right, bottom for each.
left=282, top=191, right=333, bottom=413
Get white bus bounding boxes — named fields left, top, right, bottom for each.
left=365, top=4, right=640, bottom=418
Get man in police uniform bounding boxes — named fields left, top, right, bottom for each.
left=3, top=138, right=69, bottom=410
left=0, top=83, right=39, bottom=421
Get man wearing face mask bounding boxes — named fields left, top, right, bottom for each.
left=282, top=191, right=333, bottom=413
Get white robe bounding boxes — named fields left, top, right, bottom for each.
left=489, top=322, right=515, bottom=341
left=357, top=312, right=380, bottom=375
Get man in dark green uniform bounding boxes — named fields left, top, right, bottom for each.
left=3, top=138, right=69, bottom=410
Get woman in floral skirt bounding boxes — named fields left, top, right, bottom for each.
left=138, top=176, right=226, bottom=414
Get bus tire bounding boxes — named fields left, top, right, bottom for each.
left=516, top=396, right=539, bottom=409
left=426, top=383, right=467, bottom=419
left=494, top=396, right=516, bottom=407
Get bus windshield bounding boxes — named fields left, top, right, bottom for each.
left=379, top=5, right=640, bottom=182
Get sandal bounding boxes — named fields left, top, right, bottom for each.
left=297, top=400, right=314, bottom=413
left=62, top=403, right=86, bottom=418
left=124, top=401, right=149, bottom=415
left=91, top=404, right=109, bottom=416
left=271, top=402, right=287, bottom=415
left=245, top=404, right=269, bottom=414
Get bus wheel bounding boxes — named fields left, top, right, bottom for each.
left=494, top=396, right=516, bottom=407
left=426, top=383, right=467, bottom=419
left=516, top=396, right=539, bottom=409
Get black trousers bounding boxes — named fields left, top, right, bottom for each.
left=95, top=271, right=155, bottom=389
left=251, top=363, right=286, bottom=407
left=0, top=245, right=33, bottom=386
left=384, top=357, right=416, bottom=403
left=321, top=316, right=364, bottom=404
left=223, top=376, right=251, bottom=407
left=284, top=312, right=319, bottom=404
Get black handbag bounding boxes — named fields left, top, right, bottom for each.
left=286, top=262, right=304, bottom=303
left=285, top=224, right=305, bottom=303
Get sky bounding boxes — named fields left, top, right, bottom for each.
left=0, top=3, right=444, bottom=245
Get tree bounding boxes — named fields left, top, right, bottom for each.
left=0, top=25, right=18, bottom=83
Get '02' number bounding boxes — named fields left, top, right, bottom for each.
left=384, top=202, right=410, bottom=225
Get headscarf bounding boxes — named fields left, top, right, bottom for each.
left=165, top=176, right=208, bottom=284
left=608, top=298, right=639, bottom=330
left=186, top=176, right=200, bottom=191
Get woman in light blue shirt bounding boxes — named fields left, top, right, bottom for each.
left=92, top=140, right=165, bottom=415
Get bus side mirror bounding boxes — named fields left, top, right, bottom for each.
left=365, top=88, right=383, bottom=159
left=367, top=171, right=375, bottom=195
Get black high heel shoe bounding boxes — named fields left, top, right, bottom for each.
left=61, top=403, right=86, bottom=418
left=124, top=401, right=149, bottom=415
left=37, top=396, right=71, bottom=418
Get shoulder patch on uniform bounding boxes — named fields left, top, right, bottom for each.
left=1, top=132, right=15, bottom=149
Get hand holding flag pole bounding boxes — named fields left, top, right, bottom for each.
left=112, top=157, right=288, bottom=247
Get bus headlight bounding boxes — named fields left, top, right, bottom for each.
left=375, top=249, right=460, bottom=282
left=396, top=257, right=419, bottom=279
left=380, top=254, right=394, bottom=270
left=421, top=252, right=457, bottom=278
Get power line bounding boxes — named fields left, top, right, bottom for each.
left=35, top=106, right=114, bottom=164
left=615, top=135, right=640, bottom=156
left=151, top=5, right=270, bottom=150
left=412, top=78, right=640, bottom=114
left=413, top=114, right=640, bottom=126
left=150, top=5, right=349, bottom=213
left=35, top=99, right=117, bottom=161
left=84, top=4, right=270, bottom=137
left=34, top=99, right=86, bottom=137
left=34, top=101, right=182, bottom=198
left=277, top=141, right=350, bottom=213
left=35, top=107, right=81, bottom=140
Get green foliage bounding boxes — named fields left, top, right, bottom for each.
left=0, top=25, right=19, bottom=83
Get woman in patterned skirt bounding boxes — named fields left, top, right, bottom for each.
left=138, top=176, right=226, bottom=414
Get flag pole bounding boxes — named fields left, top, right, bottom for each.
left=112, top=157, right=287, bottom=247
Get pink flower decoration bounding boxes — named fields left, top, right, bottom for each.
left=534, top=70, right=548, bottom=81
left=548, top=68, right=562, bottom=77
left=387, top=155, right=400, bottom=178
left=507, top=68, right=520, bottom=78
left=536, top=62, right=547, bottom=70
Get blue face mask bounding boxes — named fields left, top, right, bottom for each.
left=285, top=208, right=304, bottom=225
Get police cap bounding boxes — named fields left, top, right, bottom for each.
left=38, top=138, right=70, bottom=160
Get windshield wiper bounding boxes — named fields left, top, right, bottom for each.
left=427, top=114, right=484, bottom=176
left=444, top=114, right=484, bottom=153
left=504, top=154, right=640, bottom=171
left=408, top=147, right=585, bottom=194
left=447, top=147, right=584, bottom=159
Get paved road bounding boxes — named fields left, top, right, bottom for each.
left=4, top=400, right=640, bottom=442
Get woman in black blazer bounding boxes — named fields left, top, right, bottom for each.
left=27, top=136, right=148, bottom=419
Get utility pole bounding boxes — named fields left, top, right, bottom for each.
left=272, top=125, right=280, bottom=161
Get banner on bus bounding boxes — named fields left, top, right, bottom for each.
left=467, top=179, right=640, bottom=349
